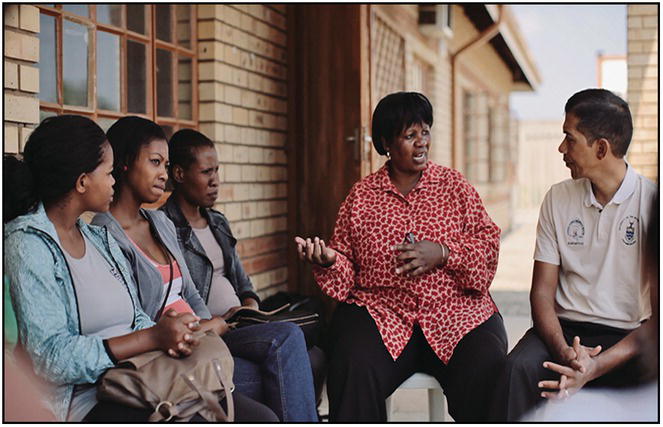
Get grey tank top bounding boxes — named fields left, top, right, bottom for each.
left=62, top=234, right=134, bottom=421
left=192, top=225, right=241, bottom=316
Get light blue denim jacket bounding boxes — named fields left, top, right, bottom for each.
left=4, top=204, right=154, bottom=421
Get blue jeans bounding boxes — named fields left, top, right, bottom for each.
left=224, top=322, right=318, bottom=422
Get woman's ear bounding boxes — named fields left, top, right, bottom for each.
left=172, top=164, right=185, bottom=184
left=75, top=173, right=88, bottom=194
left=381, top=137, right=389, bottom=154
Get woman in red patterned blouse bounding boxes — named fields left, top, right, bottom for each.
left=295, top=92, right=507, bottom=422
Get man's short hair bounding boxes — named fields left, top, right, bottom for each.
left=564, top=88, right=633, bottom=158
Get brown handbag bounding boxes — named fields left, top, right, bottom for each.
left=97, top=331, right=235, bottom=422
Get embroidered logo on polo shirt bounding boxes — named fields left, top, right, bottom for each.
left=619, top=216, right=638, bottom=246
left=566, top=219, right=585, bottom=245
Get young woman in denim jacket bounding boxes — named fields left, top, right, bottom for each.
left=92, top=116, right=317, bottom=422
left=2, top=116, right=276, bottom=422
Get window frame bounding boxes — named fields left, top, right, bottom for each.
left=37, top=4, right=198, bottom=133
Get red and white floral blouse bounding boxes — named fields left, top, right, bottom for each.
left=313, top=161, right=501, bottom=363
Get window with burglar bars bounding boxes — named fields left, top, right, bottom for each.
left=37, top=4, right=197, bottom=137
left=371, top=15, right=405, bottom=108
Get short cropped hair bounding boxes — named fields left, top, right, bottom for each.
left=168, top=129, right=215, bottom=184
left=564, top=89, right=633, bottom=157
left=371, top=92, right=433, bottom=155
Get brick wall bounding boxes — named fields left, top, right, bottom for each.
left=4, top=5, right=40, bottom=154
left=197, top=5, right=289, bottom=299
left=626, top=4, right=658, bottom=182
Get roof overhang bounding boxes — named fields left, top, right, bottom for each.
left=462, top=4, right=542, bottom=92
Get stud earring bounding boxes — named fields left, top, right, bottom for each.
left=386, top=151, right=391, bottom=159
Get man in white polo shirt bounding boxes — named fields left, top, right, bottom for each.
left=491, top=89, right=657, bottom=421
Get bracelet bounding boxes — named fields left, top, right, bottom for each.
left=439, top=243, right=449, bottom=265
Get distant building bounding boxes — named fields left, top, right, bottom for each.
left=597, top=54, right=627, bottom=100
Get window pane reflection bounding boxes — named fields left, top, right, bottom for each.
left=127, top=40, right=147, bottom=113
left=96, top=4, right=122, bottom=27
left=39, top=110, right=57, bottom=123
left=96, top=117, right=117, bottom=132
left=97, top=31, right=120, bottom=111
left=160, top=125, right=174, bottom=140
left=156, top=49, right=173, bottom=117
left=155, top=5, right=172, bottom=42
left=126, top=4, right=146, bottom=34
left=63, top=20, right=89, bottom=107
left=38, top=14, right=57, bottom=103
left=62, top=5, right=88, bottom=17
left=176, top=5, right=191, bottom=49
left=178, top=56, right=192, bottom=120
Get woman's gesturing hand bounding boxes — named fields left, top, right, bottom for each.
left=294, top=236, right=337, bottom=268
left=392, top=240, right=448, bottom=277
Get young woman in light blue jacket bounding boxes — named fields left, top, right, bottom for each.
left=3, top=115, right=276, bottom=422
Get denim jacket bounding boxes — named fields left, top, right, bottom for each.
left=160, top=196, right=259, bottom=305
left=91, top=209, right=211, bottom=320
left=4, top=204, right=154, bottom=421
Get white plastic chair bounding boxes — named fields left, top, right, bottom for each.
left=385, top=372, right=447, bottom=421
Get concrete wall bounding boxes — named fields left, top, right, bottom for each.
left=4, top=5, right=40, bottom=153
left=626, top=4, right=658, bottom=182
left=197, top=5, right=289, bottom=298
left=515, top=119, right=569, bottom=210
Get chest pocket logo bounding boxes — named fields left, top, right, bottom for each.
left=619, top=215, right=638, bottom=246
left=566, top=218, right=585, bottom=246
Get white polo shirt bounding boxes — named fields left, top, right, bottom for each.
left=534, top=163, right=656, bottom=330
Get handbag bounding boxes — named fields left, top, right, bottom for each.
left=226, top=303, right=320, bottom=349
left=97, top=331, right=235, bottom=422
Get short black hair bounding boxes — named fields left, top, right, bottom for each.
left=564, top=89, right=633, bottom=157
left=168, top=128, right=215, bottom=180
left=106, top=116, right=166, bottom=196
left=4, top=115, right=107, bottom=222
left=371, top=92, right=433, bottom=155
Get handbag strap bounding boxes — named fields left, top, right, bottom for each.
left=155, top=257, right=174, bottom=320
left=154, top=236, right=175, bottom=320
left=181, top=365, right=234, bottom=422
left=213, top=358, right=235, bottom=421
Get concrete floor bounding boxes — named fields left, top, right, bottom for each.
left=318, top=210, right=540, bottom=422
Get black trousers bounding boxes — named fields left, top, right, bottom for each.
left=83, top=390, right=278, bottom=422
left=490, top=319, right=643, bottom=422
left=326, top=302, right=508, bottom=422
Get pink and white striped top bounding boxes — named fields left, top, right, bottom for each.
left=129, top=237, right=194, bottom=318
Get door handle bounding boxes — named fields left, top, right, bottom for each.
left=346, top=128, right=360, bottom=161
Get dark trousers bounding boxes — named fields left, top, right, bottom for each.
left=491, top=319, right=643, bottom=422
left=83, top=391, right=278, bottom=422
left=326, top=303, right=508, bottom=422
